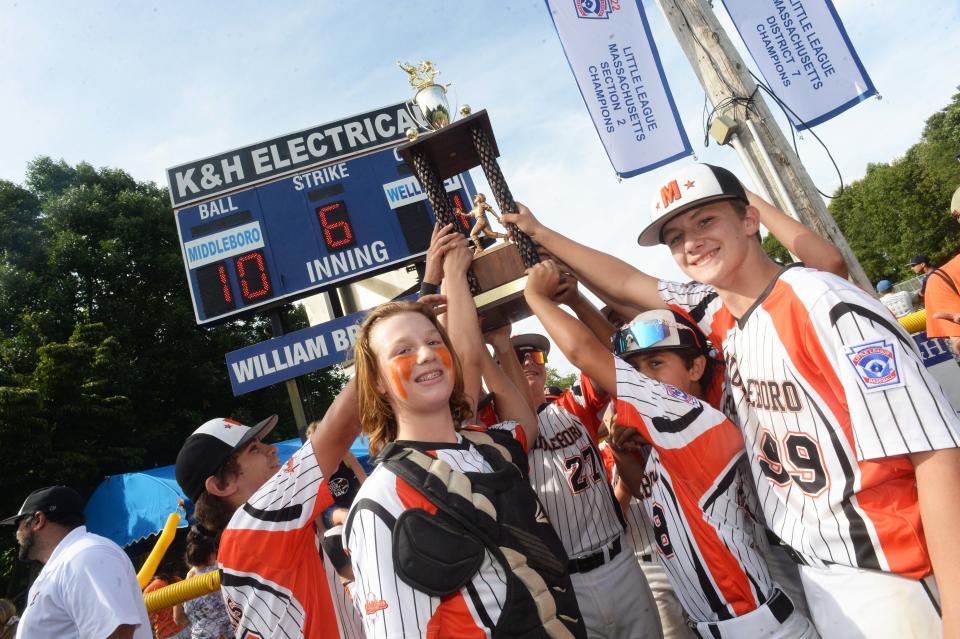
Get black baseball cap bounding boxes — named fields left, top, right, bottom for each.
left=0, top=486, right=84, bottom=525
left=908, top=255, right=930, bottom=266
left=175, top=415, right=278, bottom=502
left=639, top=163, right=748, bottom=246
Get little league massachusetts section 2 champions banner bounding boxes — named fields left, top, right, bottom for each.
left=722, top=0, right=875, bottom=130
left=545, top=0, right=692, bottom=177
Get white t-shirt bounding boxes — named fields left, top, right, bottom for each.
left=880, top=290, right=915, bottom=318
left=17, top=526, right=151, bottom=639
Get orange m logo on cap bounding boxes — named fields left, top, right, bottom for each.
left=660, top=181, right=682, bottom=208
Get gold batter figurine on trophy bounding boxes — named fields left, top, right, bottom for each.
left=467, top=193, right=508, bottom=255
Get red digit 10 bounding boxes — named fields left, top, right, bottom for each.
left=235, top=251, right=270, bottom=301
left=451, top=192, right=471, bottom=230
left=217, top=264, right=232, bottom=303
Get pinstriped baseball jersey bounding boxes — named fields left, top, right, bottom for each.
left=599, top=441, right=657, bottom=559
left=613, top=356, right=776, bottom=622
left=660, top=266, right=960, bottom=578
left=218, top=440, right=339, bottom=639
left=531, top=380, right=625, bottom=558
left=321, top=537, right=363, bottom=639
left=343, top=422, right=532, bottom=638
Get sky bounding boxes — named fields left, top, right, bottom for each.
left=1, top=0, right=958, bottom=374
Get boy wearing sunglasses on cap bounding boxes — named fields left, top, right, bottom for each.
left=489, top=301, right=662, bottom=637
left=506, top=164, right=960, bottom=637
left=525, top=261, right=817, bottom=638
left=494, top=334, right=661, bottom=639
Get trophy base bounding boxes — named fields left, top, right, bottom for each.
left=474, top=277, right=530, bottom=331
left=471, top=242, right=531, bottom=330
left=398, top=110, right=499, bottom=181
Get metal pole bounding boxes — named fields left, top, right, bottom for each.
left=653, top=0, right=872, bottom=291
left=269, top=309, right=309, bottom=441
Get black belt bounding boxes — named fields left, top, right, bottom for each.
left=695, top=588, right=793, bottom=638
left=568, top=537, right=621, bottom=574
left=765, top=529, right=823, bottom=567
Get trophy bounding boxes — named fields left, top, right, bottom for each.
left=396, top=60, right=539, bottom=329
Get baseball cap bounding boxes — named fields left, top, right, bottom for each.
left=613, top=309, right=705, bottom=357
left=908, top=255, right=929, bottom=266
left=544, top=385, right=563, bottom=402
left=510, top=334, right=551, bottom=356
left=175, top=416, right=278, bottom=502
left=876, top=280, right=893, bottom=293
left=1, top=486, right=84, bottom=525
left=638, top=163, right=748, bottom=247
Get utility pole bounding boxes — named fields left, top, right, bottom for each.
left=654, top=0, right=872, bottom=291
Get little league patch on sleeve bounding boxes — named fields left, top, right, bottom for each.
left=844, top=338, right=904, bottom=392
left=664, top=384, right=700, bottom=405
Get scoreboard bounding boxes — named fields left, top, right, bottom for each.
left=175, top=147, right=476, bottom=324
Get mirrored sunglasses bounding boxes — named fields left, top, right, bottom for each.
left=612, top=319, right=701, bottom=356
left=515, top=348, right=547, bottom=365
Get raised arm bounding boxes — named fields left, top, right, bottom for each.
left=554, top=275, right=618, bottom=351
left=912, top=447, right=960, bottom=635
left=480, top=346, right=538, bottom=444
left=502, top=203, right=666, bottom=312
left=309, top=378, right=362, bottom=480
left=748, top=188, right=848, bottom=278
left=524, top=260, right=618, bottom=396
left=420, top=222, right=461, bottom=296
left=442, top=239, right=485, bottom=413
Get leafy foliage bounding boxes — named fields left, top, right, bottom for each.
left=761, top=233, right=792, bottom=265
left=546, top=367, right=577, bottom=390
left=0, top=159, right=345, bottom=594
left=827, top=90, right=960, bottom=284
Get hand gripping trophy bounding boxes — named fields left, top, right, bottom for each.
left=467, top=193, right=508, bottom=254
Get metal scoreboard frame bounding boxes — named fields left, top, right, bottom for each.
left=174, top=143, right=476, bottom=325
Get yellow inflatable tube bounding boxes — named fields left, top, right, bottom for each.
left=898, top=309, right=926, bottom=335
left=137, top=511, right=181, bottom=590
left=144, top=569, right=221, bottom=613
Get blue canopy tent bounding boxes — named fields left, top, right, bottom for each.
left=84, top=436, right=371, bottom=548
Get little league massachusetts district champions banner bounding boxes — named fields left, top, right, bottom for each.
left=545, top=0, right=692, bottom=177
left=722, top=0, right=875, bottom=130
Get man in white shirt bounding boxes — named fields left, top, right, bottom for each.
left=1, top=485, right=150, bottom=639
left=876, top=279, right=916, bottom=318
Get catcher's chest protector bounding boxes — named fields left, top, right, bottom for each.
left=379, top=430, right=586, bottom=639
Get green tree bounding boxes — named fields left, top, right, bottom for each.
left=828, top=90, right=960, bottom=284
left=0, top=159, right=345, bottom=593
left=761, top=233, right=792, bottom=265
left=546, top=367, right=577, bottom=390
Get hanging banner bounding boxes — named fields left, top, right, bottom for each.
left=544, top=0, right=692, bottom=177
left=722, top=0, right=875, bottom=130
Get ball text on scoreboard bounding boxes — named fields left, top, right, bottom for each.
left=174, top=145, right=475, bottom=325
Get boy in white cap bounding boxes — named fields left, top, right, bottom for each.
left=503, top=164, right=960, bottom=637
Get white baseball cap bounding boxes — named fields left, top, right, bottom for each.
left=638, top=164, right=748, bottom=246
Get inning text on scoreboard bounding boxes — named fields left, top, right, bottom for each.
left=174, top=147, right=475, bottom=325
